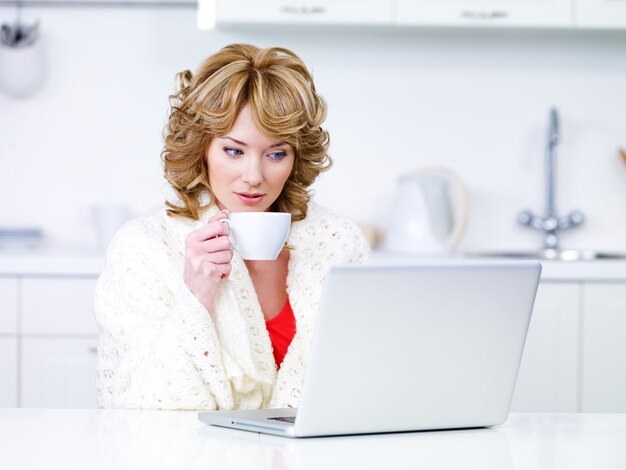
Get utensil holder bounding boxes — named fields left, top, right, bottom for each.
left=0, top=30, right=45, bottom=98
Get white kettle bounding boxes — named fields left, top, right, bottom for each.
left=382, top=167, right=469, bottom=255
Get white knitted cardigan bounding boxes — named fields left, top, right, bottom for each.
left=95, top=202, right=371, bottom=410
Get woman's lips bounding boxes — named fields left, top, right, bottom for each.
left=235, top=192, right=265, bottom=205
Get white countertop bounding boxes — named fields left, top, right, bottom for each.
left=535, top=259, right=626, bottom=281
left=0, top=410, right=625, bottom=470
left=0, top=247, right=625, bottom=281
left=0, top=247, right=104, bottom=276
left=374, top=251, right=626, bottom=281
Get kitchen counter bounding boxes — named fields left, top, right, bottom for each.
left=534, top=259, right=626, bottom=281
left=0, top=247, right=104, bottom=276
left=0, top=410, right=625, bottom=470
left=374, top=251, right=626, bottom=281
left=0, top=247, right=625, bottom=280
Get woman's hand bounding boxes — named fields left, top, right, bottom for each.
left=183, top=210, right=233, bottom=312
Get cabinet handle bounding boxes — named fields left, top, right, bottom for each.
left=460, top=10, right=509, bottom=19
left=88, top=346, right=98, bottom=355
left=280, top=5, right=326, bottom=15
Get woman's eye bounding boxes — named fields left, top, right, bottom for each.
left=268, top=151, right=287, bottom=161
left=224, top=147, right=243, bottom=157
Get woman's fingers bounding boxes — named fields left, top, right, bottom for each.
left=186, top=211, right=231, bottom=245
left=182, top=210, right=234, bottom=310
left=200, top=259, right=232, bottom=281
left=207, top=209, right=229, bottom=224
left=188, top=234, right=232, bottom=257
left=190, top=247, right=232, bottom=270
left=205, top=248, right=233, bottom=264
left=187, top=221, right=229, bottom=245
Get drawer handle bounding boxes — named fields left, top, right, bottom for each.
left=88, top=346, right=98, bottom=355
left=461, top=10, right=509, bottom=19
left=281, top=5, right=326, bottom=15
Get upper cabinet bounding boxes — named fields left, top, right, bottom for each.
left=216, top=0, right=394, bottom=25
left=395, top=0, right=572, bottom=28
left=575, top=0, right=626, bottom=28
left=213, top=0, right=626, bottom=30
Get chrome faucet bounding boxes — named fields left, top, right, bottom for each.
left=518, top=108, right=584, bottom=250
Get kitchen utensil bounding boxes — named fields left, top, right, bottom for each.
left=0, top=21, right=38, bottom=47
left=382, top=167, right=469, bottom=255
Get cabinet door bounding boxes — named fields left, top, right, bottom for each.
left=0, top=277, right=18, bottom=334
left=582, top=283, right=626, bottom=412
left=21, top=277, right=99, bottom=335
left=20, top=337, right=98, bottom=408
left=575, top=0, right=626, bottom=28
left=217, top=0, right=394, bottom=25
left=0, top=338, right=18, bottom=407
left=396, top=0, right=572, bottom=27
left=510, top=283, right=580, bottom=412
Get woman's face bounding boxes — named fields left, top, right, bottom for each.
left=206, top=105, right=295, bottom=212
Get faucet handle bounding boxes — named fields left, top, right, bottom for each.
left=518, top=210, right=544, bottom=230
left=518, top=210, right=533, bottom=225
left=558, top=210, right=584, bottom=230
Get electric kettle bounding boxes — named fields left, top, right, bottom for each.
left=382, top=167, right=468, bottom=255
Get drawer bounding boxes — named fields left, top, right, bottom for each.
left=217, top=0, right=393, bottom=25
left=20, top=336, right=99, bottom=408
left=0, top=277, right=18, bottom=334
left=21, top=277, right=99, bottom=335
left=396, top=0, right=572, bottom=27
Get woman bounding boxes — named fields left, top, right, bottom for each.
left=95, top=44, right=371, bottom=410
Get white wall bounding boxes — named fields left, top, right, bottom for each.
left=1, top=6, right=626, bottom=252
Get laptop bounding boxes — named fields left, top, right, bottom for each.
left=199, top=260, right=541, bottom=438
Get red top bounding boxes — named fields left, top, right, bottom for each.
left=265, top=298, right=296, bottom=368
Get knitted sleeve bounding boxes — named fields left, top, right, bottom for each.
left=345, top=219, right=373, bottom=265
left=94, top=217, right=234, bottom=410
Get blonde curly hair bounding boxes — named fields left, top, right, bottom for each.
left=161, top=43, right=331, bottom=222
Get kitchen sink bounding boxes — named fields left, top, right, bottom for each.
left=466, top=249, right=626, bottom=261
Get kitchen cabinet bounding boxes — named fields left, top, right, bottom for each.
left=582, top=283, right=626, bottom=412
left=0, top=274, right=100, bottom=408
left=510, top=283, right=580, bottom=412
left=216, top=0, right=394, bottom=25
left=214, top=0, right=626, bottom=30
left=0, top=338, right=18, bottom=407
left=395, top=0, right=573, bottom=28
left=18, top=276, right=99, bottom=408
left=0, top=277, right=19, bottom=407
left=20, top=277, right=99, bottom=336
left=0, top=277, right=18, bottom=334
left=20, top=337, right=98, bottom=408
left=2, top=252, right=626, bottom=411
left=575, top=0, right=626, bottom=28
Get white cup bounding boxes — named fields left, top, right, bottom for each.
left=222, top=212, right=291, bottom=260
left=92, top=204, right=131, bottom=251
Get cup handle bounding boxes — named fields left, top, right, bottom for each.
left=219, top=219, right=238, bottom=251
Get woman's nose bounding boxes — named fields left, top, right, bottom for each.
left=241, top=158, right=264, bottom=186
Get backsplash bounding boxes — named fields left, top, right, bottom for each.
left=1, top=7, right=625, bottom=252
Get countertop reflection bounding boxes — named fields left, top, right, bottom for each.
left=1, top=409, right=625, bottom=470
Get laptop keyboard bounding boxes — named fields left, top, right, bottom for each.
left=267, top=416, right=296, bottom=424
